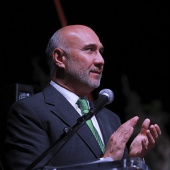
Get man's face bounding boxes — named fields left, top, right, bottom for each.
left=63, top=27, right=105, bottom=93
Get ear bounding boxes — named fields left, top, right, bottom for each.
left=52, top=48, right=66, bottom=68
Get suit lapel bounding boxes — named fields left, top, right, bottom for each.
left=43, top=85, right=102, bottom=157
left=43, top=85, right=79, bottom=126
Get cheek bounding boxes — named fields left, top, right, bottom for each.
left=69, top=52, right=93, bottom=69
left=78, top=56, right=93, bottom=68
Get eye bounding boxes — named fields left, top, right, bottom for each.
left=86, top=47, right=94, bottom=51
left=83, top=44, right=95, bottom=52
left=83, top=44, right=104, bottom=54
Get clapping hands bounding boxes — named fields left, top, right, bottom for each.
left=103, top=116, right=161, bottom=160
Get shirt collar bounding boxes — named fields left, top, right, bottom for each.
left=50, top=80, right=79, bottom=107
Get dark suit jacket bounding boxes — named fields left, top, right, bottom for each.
left=4, top=84, right=128, bottom=170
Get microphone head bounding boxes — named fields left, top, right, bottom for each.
left=99, top=89, right=114, bottom=105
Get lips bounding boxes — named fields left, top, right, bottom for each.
left=90, top=70, right=101, bottom=75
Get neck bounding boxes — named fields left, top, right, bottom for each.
left=51, top=75, right=95, bottom=96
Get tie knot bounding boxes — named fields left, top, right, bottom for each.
left=77, top=98, right=89, bottom=114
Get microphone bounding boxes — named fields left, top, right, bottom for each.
left=90, top=88, right=114, bottom=115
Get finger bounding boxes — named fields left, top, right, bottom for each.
left=141, top=118, right=150, bottom=134
left=130, top=116, right=139, bottom=126
left=150, top=124, right=161, bottom=139
left=123, top=126, right=134, bottom=139
left=114, top=126, right=134, bottom=139
left=123, top=116, right=139, bottom=127
left=114, top=116, right=139, bottom=143
left=113, top=125, right=135, bottom=145
left=154, top=124, right=162, bottom=135
left=118, top=116, right=138, bottom=136
left=146, top=129, right=155, bottom=149
left=149, top=125, right=158, bottom=139
left=142, top=137, right=148, bottom=150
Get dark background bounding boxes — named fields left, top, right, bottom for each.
left=0, top=0, right=169, bottom=119
left=0, top=1, right=170, bottom=169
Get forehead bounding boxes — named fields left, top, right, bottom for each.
left=63, top=26, right=103, bottom=48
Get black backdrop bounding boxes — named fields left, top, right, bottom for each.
left=0, top=0, right=169, bottom=120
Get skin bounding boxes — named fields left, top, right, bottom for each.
left=50, top=24, right=161, bottom=160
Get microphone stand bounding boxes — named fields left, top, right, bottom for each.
left=26, top=108, right=97, bottom=170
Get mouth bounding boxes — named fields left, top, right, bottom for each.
left=90, top=68, right=103, bottom=74
left=90, top=70, right=101, bottom=75
left=90, top=70, right=102, bottom=79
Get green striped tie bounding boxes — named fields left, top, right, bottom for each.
left=77, top=98, right=105, bottom=153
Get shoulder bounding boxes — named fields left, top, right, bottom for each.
left=102, top=107, right=121, bottom=121
left=10, top=84, right=58, bottom=109
left=11, top=91, right=43, bottom=108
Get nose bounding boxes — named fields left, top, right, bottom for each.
left=94, top=52, right=105, bottom=67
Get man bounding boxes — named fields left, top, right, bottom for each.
left=4, top=25, right=161, bottom=170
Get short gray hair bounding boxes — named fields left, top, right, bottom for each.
left=45, top=29, right=66, bottom=76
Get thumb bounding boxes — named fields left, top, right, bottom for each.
left=141, top=118, right=150, bottom=134
left=128, top=116, right=139, bottom=127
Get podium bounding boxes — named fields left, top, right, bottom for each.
left=36, top=157, right=150, bottom=170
